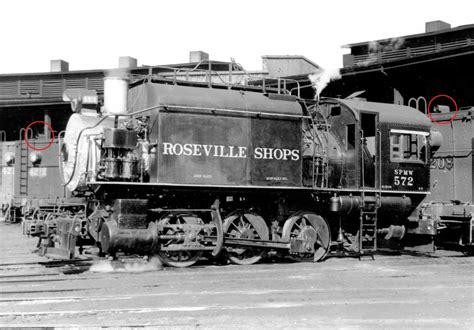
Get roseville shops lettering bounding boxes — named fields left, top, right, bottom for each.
left=162, top=142, right=300, bottom=161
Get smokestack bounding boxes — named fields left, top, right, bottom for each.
left=103, top=69, right=129, bottom=115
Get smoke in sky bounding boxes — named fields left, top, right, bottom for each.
left=308, top=67, right=341, bottom=100
left=358, top=37, right=405, bottom=66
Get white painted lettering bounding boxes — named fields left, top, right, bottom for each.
left=274, top=148, right=283, bottom=160
left=228, top=146, right=237, bottom=158
left=291, top=149, right=300, bottom=161
left=173, top=143, right=183, bottom=156
left=263, top=148, right=273, bottom=159
left=193, top=144, right=202, bottom=156
left=183, top=144, right=193, bottom=156
left=203, top=144, right=213, bottom=156
left=238, top=146, right=247, bottom=158
left=218, top=145, right=229, bottom=158
left=162, top=143, right=299, bottom=161
left=163, top=142, right=173, bottom=155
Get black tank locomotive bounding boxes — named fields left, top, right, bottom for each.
left=34, top=74, right=438, bottom=266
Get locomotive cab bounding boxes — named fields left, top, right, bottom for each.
left=319, top=98, right=431, bottom=193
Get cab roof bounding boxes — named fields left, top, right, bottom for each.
left=326, top=98, right=432, bottom=129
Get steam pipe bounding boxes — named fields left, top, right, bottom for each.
left=44, top=109, right=51, bottom=138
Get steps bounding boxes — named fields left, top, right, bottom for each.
left=358, top=197, right=379, bottom=258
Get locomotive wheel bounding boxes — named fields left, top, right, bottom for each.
left=157, top=212, right=204, bottom=268
left=282, top=212, right=331, bottom=262
left=224, top=211, right=269, bottom=265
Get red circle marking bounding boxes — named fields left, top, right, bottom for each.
left=427, top=94, right=458, bottom=125
left=24, top=121, right=55, bottom=151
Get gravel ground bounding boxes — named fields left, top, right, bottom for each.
left=0, top=221, right=472, bottom=329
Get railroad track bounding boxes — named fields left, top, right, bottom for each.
left=1, top=221, right=473, bottom=327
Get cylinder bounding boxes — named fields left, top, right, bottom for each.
left=103, top=70, right=129, bottom=115
left=99, top=220, right=158, bottom=254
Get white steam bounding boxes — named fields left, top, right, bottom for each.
left=89, top=257, right=163, bottom=273
left=358, top=37, right=405, bottom=67
left=308, top=67, right=341, bottom=100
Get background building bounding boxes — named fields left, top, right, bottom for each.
left=0, top=52, right=320, bottom=141
left=326, top=20, right=474, bottom=110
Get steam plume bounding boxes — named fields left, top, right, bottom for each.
left=308, top=67, right=341, bottom=100
left=357, top=37, right=405, bottom=67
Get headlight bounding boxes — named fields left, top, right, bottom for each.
left=29, top=152, right=42, bottom=166
left=5, top=153, right=15, bottom=166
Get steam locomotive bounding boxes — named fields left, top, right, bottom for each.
left=16, top=71, right=445, bottom=267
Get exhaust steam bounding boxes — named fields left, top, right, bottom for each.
left=89, top=256, right=163, bottom=273
left=357, top=37, right=405, bottom=67
left=308, top=67, right=341, bottom=100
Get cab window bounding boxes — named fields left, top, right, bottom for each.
left=390, top=129, right=428, bottom=163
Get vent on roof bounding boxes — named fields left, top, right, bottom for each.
left=425, top=20, right=451, bottom=33
left=50, top=60, right=69, bottom=72
left=189, top=51, right=209, bottom=63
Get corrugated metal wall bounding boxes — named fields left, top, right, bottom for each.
left=0, top=75, right=104, bottom=99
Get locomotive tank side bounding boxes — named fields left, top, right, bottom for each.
left=128, top=83, right=306, bottom=188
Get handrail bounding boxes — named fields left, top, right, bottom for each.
left=377, top=129, right=382, bottom=208
left=408, top=96, right=427, bottom=114
left=19, top=127, right=33, bottom=141
left=360, top=129, right=365, bottom=194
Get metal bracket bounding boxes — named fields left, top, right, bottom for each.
left=211, top=199, right=223, bottom=256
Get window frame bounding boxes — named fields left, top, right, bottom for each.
left=389, top=129, right=429, bottom=164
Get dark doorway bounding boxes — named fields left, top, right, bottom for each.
left=360, top=113, right=377, bottom=188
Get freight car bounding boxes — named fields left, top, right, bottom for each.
left=23, top=72, right=441, bottom=267
left=0, top=132, right=83, bottom=221
left=418, top=107, right=473, bottom=254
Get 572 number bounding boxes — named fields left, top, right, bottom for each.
left=394, top=176, right=413, bottom=186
